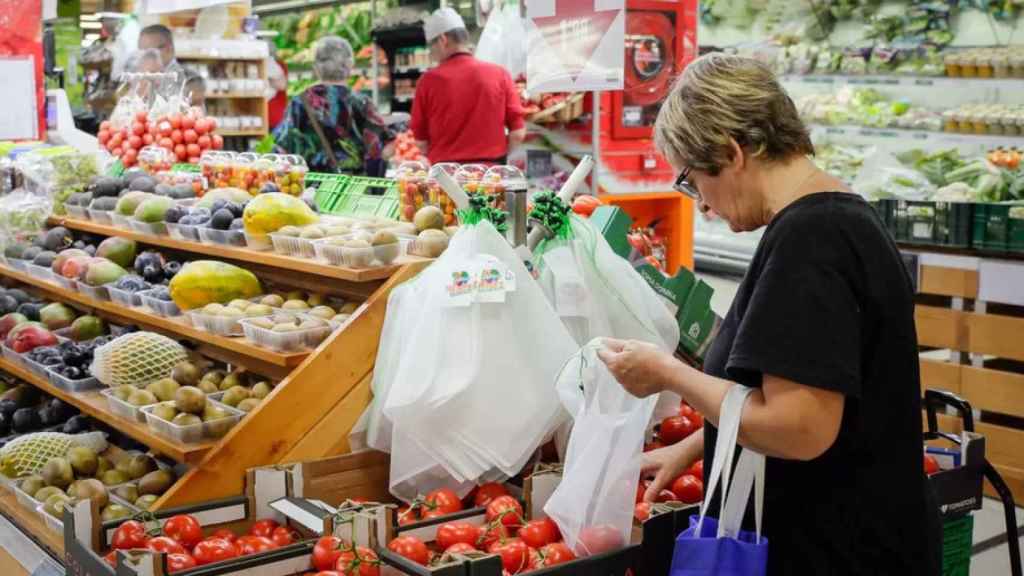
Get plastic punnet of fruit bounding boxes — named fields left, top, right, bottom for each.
left=482, top=165, right=526, bottom=212
left=397, top=161, right=430, bottom=222
left=428, top=163, right=461, bottom=226
left=138, top=145, right=174, bottom=174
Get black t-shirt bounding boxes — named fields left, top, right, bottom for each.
left=702, top=192, right=940, bottom=575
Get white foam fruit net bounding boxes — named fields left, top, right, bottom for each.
left=1, top=431, right=108, bottom=478
left=91, top=332, right=188, bottom=388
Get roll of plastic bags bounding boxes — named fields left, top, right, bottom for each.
left=545, top=341, right=658, bottom=557
left=534, top=215, right=682, bottom=422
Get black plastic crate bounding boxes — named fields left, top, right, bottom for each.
left=876, top=199, right=972, bottom=248
left=972, top=203, right=1024, bottom=255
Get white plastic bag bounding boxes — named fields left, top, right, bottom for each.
left=353, top=221, right=577, bottom=501
left=544, top=341, right=658, bottom=556
left=475, top=5, right=526, bottom=78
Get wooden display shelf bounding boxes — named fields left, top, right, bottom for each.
left=177, top=54, right=265, bottom=62
left=49, top=216, right=416, bottom=284
left=0, top=358, right=214, bottom=464
left=219, top=129, right=267, bottom=137
left=0, top=264, right=306, bottom=370
left=206, top=93, right=266, bottom=99
left=0, top=489, right=63, bottom=558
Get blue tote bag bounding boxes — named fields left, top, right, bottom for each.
left=670, top=385, right=768, bottom=576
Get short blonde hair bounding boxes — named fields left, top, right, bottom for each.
left=655, top=53, right=813, bottom=175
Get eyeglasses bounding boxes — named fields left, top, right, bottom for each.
left=673, top=167, right=700, bottom=200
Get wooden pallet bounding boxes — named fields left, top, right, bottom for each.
left=914, top=256, right=1024, bottom=505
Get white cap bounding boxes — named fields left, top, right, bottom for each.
left=424, top=7, right=466, bottom=43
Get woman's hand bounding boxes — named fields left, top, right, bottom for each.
left=596, top=338, right=673, bottom=398
left=640, top=429, right=704, bottom=503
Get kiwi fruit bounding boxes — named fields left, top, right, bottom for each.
left=128, top=389, right=158, bottom=407
left=250, top=381, right=272, bottom=399
left=95, top=457, right=113, bottom=477
left=43, top=494, right=71, bottom=518
left=67, top=446, right=98, bottom=477
left=171, top=361, right=201, bottom=387
left=138, top=469, right=175, bottom=496
left=101, top=470, right=129, bottom=486
left=135, top=494, right=159, bottom=510
left=174, top=386, right=207, bottom=415
left=221, top=386, right=250, bottom=407
left=123, top=454, right=157, bottom=480
left=69, top=478, right=109, bottom=509
left=34, top=486, right=65, bottom=503
left=152, top=403, right=178, bottom=422
left=198, top=379, right=220, bottom=394
left=42, top=457, right=74, bottom=489
left=172, top=413, right=201, bottom=426
left=236, top=398, right=260, bottom=413
left=113, top=484, right=139, bottom=503
left=19, top=475, right=45, bottom=497
left=147, top=378, right=180, bottom=402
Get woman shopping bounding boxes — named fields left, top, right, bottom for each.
left=273, top=36, right=394, bottom=175
left=597, top=53, right=941, bottom=575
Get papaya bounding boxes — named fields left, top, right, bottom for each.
left=243, top=193, right=319, bottom=236
left=168, top=261, right=262, bottom=310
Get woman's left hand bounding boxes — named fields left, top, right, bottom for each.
left=596, top=338, right=671, bottom=398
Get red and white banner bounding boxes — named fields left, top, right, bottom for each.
left=525, top=0, right=625, bottom=93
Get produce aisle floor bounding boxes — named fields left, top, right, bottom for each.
left=696, top=271, right=1024, bottom=575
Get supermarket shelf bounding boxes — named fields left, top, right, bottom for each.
left=49, top=216, right=413, bottom=283
left=0, top=357, right=215, bottom=464
left=178, top=54, right=265, bottom=62
left=781, top=73, right=1024, bottom=89
left=0, top=263, right=308, bottom=369
left=219, top=129, right=268, bottom=137
left=808, top=123, right=1024, bottom=148
left=206, top=92, right=266, bottom=99
left=394, top=65, right=430, bottom=74
left=0, top=489, right=63, bottom=558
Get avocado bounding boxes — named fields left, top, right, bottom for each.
left=211, top=209, right=234, bottom=231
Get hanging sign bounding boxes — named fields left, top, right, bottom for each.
left=525, top=0, right=625, bottom=93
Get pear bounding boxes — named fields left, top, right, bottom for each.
left=95, top=457, right=113, bottom=477
left=174, top=386, right=207, bottom=415
left=250, top=381, right=272, bottom=399
left=101, top=470, right=129, bottom=486
left=236, top=398, right=260, bottom=413
left=128, top=389, right=158, bottom=407
left=41, top=457, right=74, bottom=489
left=198, top=379, right=220, bottom=394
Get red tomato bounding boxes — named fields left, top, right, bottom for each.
left=212, top=134, right=224, bottom=149
left=182, top=116, right=196, bottom=130
left=159, top=137, right=174, bottom=149
left=335, top=546, right=379, bottom=576
left=98, top=130, right=110, bottom=144
left=436, top=521, right=480, bottom=550
left=104, top=550, right=117, bottom=568
left=635, top=502, right=652, bottom=522
left=644, top=439, right=665, bottom=452
left=444, top=542, right=477, bottom=555
left=679, top=402, right=697, bottom=418
left=131, top=122, right=146, bottom=136
left=142, top=133, right=155, bottom=145
left=188, top=156, right=200, bottom=164
left=197, top=135, right=212, bottom=149
left=192, top=538, right=238, bottom=565
left=187, top=143, right=201, bottom=157
left=271, top=526, right=298, bottom=547
left=195, top=118, right=211, bottom=134
left=170, top=115, right=182, bottom=129
left=486, top=496, right=524, bottom=529
left=314, top=573, right=341, bottom=576
left=171, top=129, right=184, bottom=144
left=158, top=121, right=173, bottom=137
left=541, top=516, right=561, bottom=541
left=425, top=488, right=462, bottom=516
left=100, top=120, right=111, bottom=131
left=924, top=454, right=940, bottom=475
left=111, top=520, right=150, bottom=550
left=249, top=519, right=280, bottom=538
left=127, top=135, right=143, bottom=149
left=207, top=117, right=217, bottom=130
left=571, top=195, right=603, bottom=217
left=163, top=515, right=203, bottom=549
left=183, top=129, right=198, bottom=144
left=211, top=528, right=237, bottom=542
left=387, top=535, right=429, bottom=565
left=166, top=552, right=196, bottom=573
left=175, top=144, right=187, bottom=158
left=688, top=459, right=704, bottom=478
left=539, top=542, right=575, bottom=566
left=123, top=149, right=138, bottom=165
left=488, top=538, right=530, bottom=574
left=526, top=547, right=544, bottom=570
left=236, top=535, right=276, bottom=555
left=396, top=505, right=419, bottom=526
left=473, top=482, right=509, bottom=507
left=147, top=536, right=186, bottom=555
left=660, top=415, right=697, bottom=445
left=312, top=536, right=346, bottom=571
left=135, top=111, right=149, bottom=123
left=578, top=524, right=624, bottom=556
left=518, top=519, right=558, bottom=548
left=110, top=133, right=123, bottom=147
left=479, top=521, right=510, bottom=549
left=670, top=474, right=703, bottom=504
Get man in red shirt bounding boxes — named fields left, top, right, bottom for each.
left=411, top=8, right=525, bottom=165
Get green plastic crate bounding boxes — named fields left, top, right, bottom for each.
left=305, top=172, right=350, bottom=212
left=324, top=176, right=399, bottom=219
left=942, top=514, right=973, bottom=576
left=171, top=163, right=200, bottom=173
left=972, top=203, right=1024, bottom=255
left=877, top=199, right=973, bottom=248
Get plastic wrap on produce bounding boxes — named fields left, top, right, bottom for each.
left=852, top=149, right=934, bottom=200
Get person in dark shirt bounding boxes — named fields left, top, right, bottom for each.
left=597, top=53, right=941, bottom=575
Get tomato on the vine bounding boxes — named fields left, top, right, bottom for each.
left=111, top=520, right=150, bottom=550
left=578, top=524, right=624, bottom=555
left=236, top=535, right=277, bottom=555
left=488, top=538, right=531, bottom=574
left=335, top=546, right=380, bottom=576
left=518, top=519, right=558, bottom=548
left=147, top=536, right=186, bottom=555
left=271, top=526, right=298, bottom=547
left=688, top=459, right=704, bottom=478
left=539, top=542, right=575, bottom=566
left=192, top=538, right=238, bottom=565
left=103, top=550, right=117, bottom=568
left=387, top=535, right=429, bottom=565
left=163, top=515, right=203, bottom=549
left=165, top=552, right=197, bottom=573
left=249, top=519, right=280, bottom=538
left=485, top=496, right=524, bottom=529
left=479, top=521, right=510, bottom=549
left=396, top=505, right=419, bottom=526
left=473, top=482, right=509, bottom=507
left=671, top=474, right=703, bottom=504
left=660, top=415, right=697, bottom=444
left=313, top=536, right=347, bottom=571
left=424, top=488, right=462, bottom=516
left=436, top=521, right=480, bottom=550
left=444, top=542, right=478, bottom=555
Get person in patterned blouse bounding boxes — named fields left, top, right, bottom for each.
left=273, top=36, right=395, bottom=175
